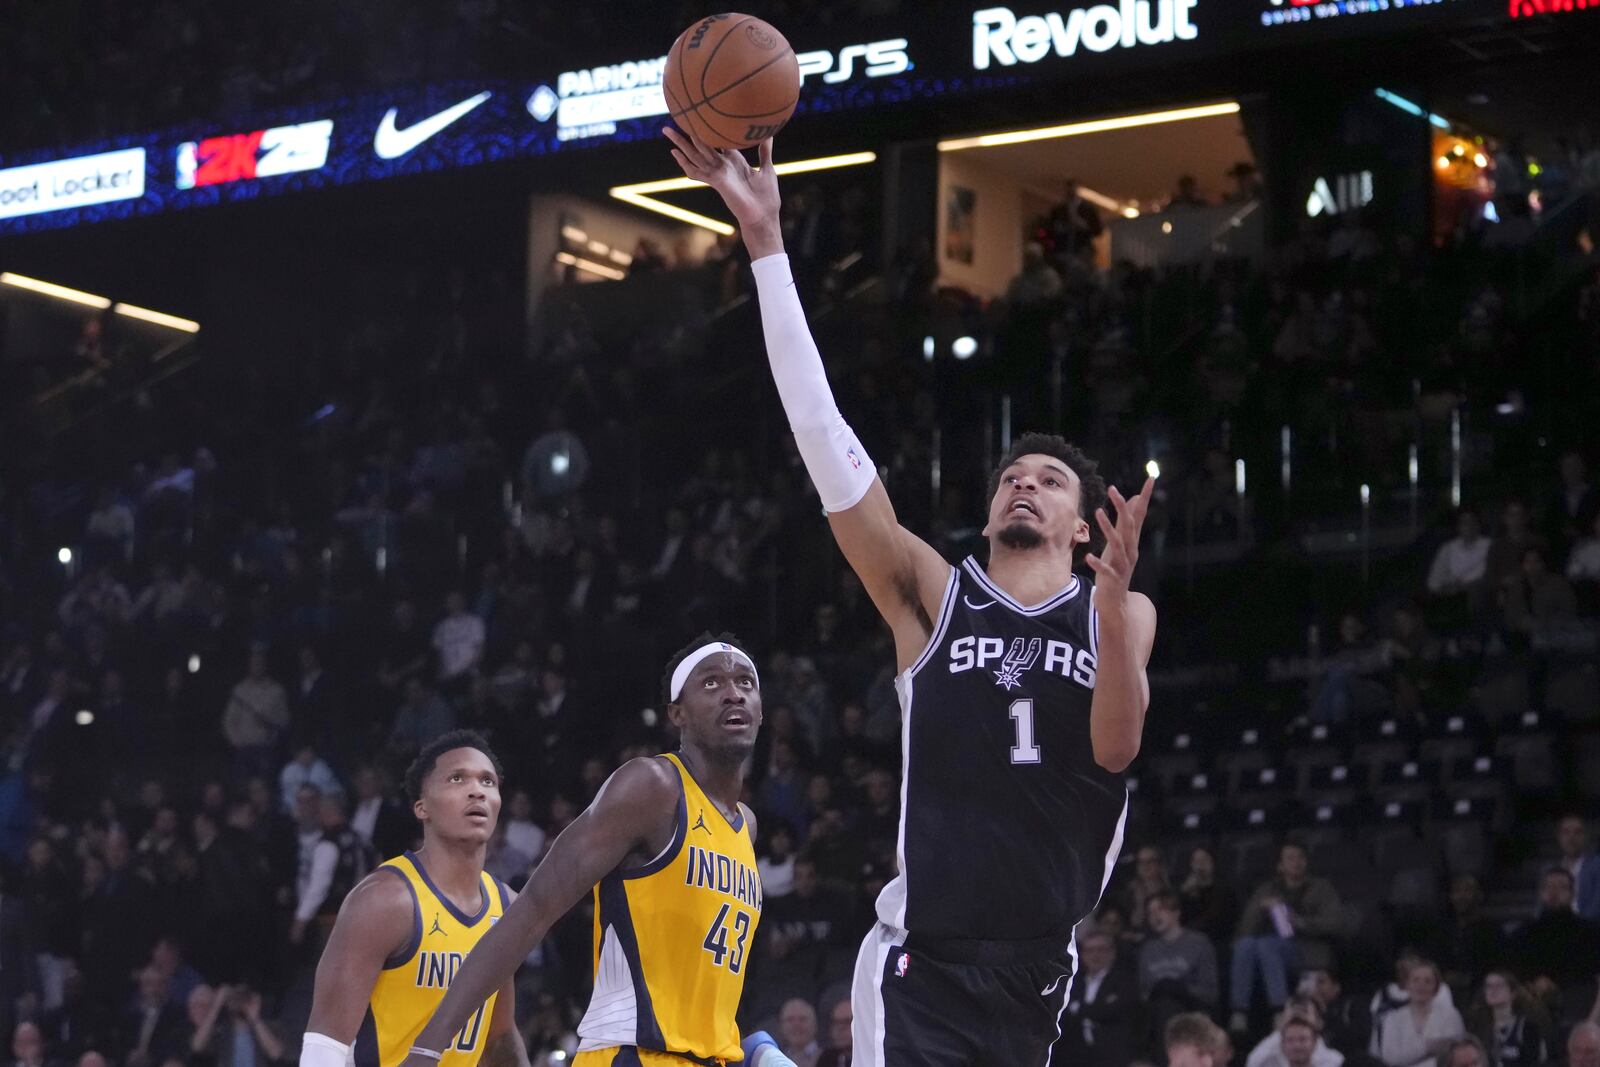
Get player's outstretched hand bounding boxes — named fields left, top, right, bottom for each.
left=1084, top=476, right=1156, bottom=601
left=664, top=126, right=780, bottom=232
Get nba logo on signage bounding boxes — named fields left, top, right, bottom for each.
left=896, top=953, right=911, bottom=977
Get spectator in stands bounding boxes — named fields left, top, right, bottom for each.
left=776, top=998, right=820, bottom=1067
left=816, top=997, right=851, bottom=1067
left=1167, top=1012, right=1228, bottom=1067
left=1439, top=1037, right=1489, bottom=1067
left=1569, top=1023, right=1600, bottom=1067
left=1007, top=243, right=1064, bottom=307
left=1299, top=970, right=1371, bottom=1064
left=221, top=645, right=289, bottom=777
left=1061, top=930, right=1140, bottom=1067
left=1371, top=959, right=1464, bottom=1067
left=1246, top=997, right=1343, bottom=1067
left=1046, top=179, right=1104, bottom=258
left=756, top=822, right=798, bottom=900
left=40, top=963, right=109, bottom=1062
left=1503, top=548, right=1578, bottom=634
left=1557, top=814, right=1600, bottom=920
left=499, top=789, right=546, bottom=869
left=1545, top=452, right=1598, bottom=561
left=1488, top=502, right=1547, bottom=589
left=1140, top=890, right=1219, bottom=1023
left=277, top=745, right=340, bottom=815
left=11, top=1023, right=52, bottom=1067
left=1427, top=511, right=1491, bottom=614
left=386, top=678, right=454, bottom=761
left=1231, top=842, right=1344, bottom=1031
left=186, top=983, right=286, bottom=1067
left=1436, top=875, right=1507, bottom=992
left=1126, top=846, right=1175, bottom=935
left=118, top=967, right=185, bottom=1067
left=761, top=855, right=849, bottom=985
left=1180, top=847, right=1238, bottom=949
left=1168, top=175, right=1207, bottom=210
left=349, top=766, right=411, bottom=860
left=1566, top=512, right=1600, bottom=610
left=290, top=793, right=372, bottom=950
left=1255, top=1016, right=1329, bottom=1067
left=431, top=590, right=484, bottom=687
left=1466, top=970, right=1549, bottom=1067
left=1512, top=868, right=1600, bottom=1011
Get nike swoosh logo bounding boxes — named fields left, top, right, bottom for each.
left=963, top=596, right=996, bottom=610
left=374, top=91, right=492, bottom=159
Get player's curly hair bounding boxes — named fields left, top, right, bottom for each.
left=987, top=432, right=1108, bottom=552
left=661, top=631, right=752, bottom=705
left=404, top=729, right=505, bottom=802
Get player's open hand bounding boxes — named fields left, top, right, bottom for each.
left=664, top=126, right=780, bottom=231
left=1084, top=476, right=1156, bottom=602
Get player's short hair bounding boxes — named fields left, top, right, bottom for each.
left=404, top=729, right=504, bottom=802
left=661, top=631, right=752, bottom=704
left=1165, top=1013, right=1224, bottom=1055
left=986, top=432, right=1107, bottom=533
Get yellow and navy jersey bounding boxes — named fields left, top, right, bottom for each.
left=354, top=853, right=509, bottom=1067
left=576, top=753, right=761, bottom=1064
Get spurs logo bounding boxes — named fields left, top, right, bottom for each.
left=994, top=637, right=1041, bottom=690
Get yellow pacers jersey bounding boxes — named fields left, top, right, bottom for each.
left=575, top=753, right=762, bottom=1064
left=354, top=853, right=508, bottom=1067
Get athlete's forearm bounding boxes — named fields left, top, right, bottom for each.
left=1088, top=602, right=1148, bottom=773
left=479, top=1031, right=530, bottom=1067
left=740, top=217, right=785, bottom=262
left=750, top=252, right=875, bottom=513
left=413, top=905, right=549, bottom=1053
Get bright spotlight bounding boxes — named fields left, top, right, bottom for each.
left=922, top=336, right=936, bottom=361
left=952, top=336, right=978, bottom=360
left=1145, top=460, right=1161, bottom=480
left=75, top=709, right=95, bottom=726
left=188, top=654, right=201, bottom=674
left=57, top=547, right=73, bottom=565
left=550, top=450, right=570, bottom=476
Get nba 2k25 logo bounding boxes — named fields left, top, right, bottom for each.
left=175, top=120, right=333, bottom=190
left=796, top=39, right=912, bottom=84
left=948, top=635, right=1096, bottom=689
left=971, top=0, right=1198, bottom=69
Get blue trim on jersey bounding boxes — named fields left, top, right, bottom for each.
left=597, top=875, right=667, bottom=1050
left=904, top=568, right=960, bottom=679
left=961, top=556, right=1081, bottom=615
left=495, top=879, right=511, bottom=910
left=401, top=852, right=491, bottom=928
left=673, top=754, right=744, bottom=832
left=352, top=1007, right=380, bottom=1067
left=375, top=865, right=423, bottom=970
left=620, top=778, right=687, bottom=880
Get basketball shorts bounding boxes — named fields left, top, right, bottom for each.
left=572, top=1048, right=724, bottom=1067
left=850, top=921, right=1078, bottom=1067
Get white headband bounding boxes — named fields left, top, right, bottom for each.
left=670, top=642, right=760, bottom=702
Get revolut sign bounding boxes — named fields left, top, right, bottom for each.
left=972, top=0, right=1199, bottom=68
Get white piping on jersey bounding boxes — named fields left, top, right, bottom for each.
left=1089, top=585, right=1099, bottom=658
left=576, top=925, right=638, bottom=1050
left=961, top=556, right=1082, bottom=616
left=878, top=567, right=959, bottom=930
left=1045, top=796, right=1127, bottom=1067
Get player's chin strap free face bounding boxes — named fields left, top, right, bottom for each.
left=669, top=642, right=761, bottom=703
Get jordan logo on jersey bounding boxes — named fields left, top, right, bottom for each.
left=692, top=811, right=712, bottom=835
left=994, top=637, right=1042, bottom=690
left=429, top=913, right=446, bottom=937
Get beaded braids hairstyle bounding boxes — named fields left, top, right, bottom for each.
left=661, top=631, right=753, bottom=705
left=404, top=729, right=505, bottom=802
left=986, top=432, right=1109, bottom=555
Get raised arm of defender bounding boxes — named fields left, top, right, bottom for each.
left=665, top=128, right=951, bottom=669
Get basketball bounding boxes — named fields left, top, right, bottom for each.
left=663, top=14, right=799, bottom=151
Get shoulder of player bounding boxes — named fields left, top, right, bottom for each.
left=737, top=802, right=758, bottom=844
left=331, top=866, right=417, bottom=946
left=592, top=755, right=681, bottom=812
left=1093, top=589, right=1157, bottom=625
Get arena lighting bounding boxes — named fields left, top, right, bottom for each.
left=935, top=101, right=1240, bottom=153
left=952, top=336, right=978, bottom=359
left=922, top=336, right=936, bottom=360
left=554, top=251, right=626, bottom=281
left=0, top=272, right=112, bottom=309
left=114, top=303, right=200, bottom=332
left=1145, top=460, right=1161, bottom=480
left=1374, top=89, right=1451, bottom=131
left=609, top=151, right=878, bottom=235
left=188, top=654, right=201, bottom=673
left=75, top=710, right=94, bottom=727
left=57, top=547, right=73, bottom=565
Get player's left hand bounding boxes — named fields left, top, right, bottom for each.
left=1084, top=476, right=1156, bottom=602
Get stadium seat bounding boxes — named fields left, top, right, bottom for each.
left=1574, top=732, right=1600, bottom=800
left=1374, top=760, right=1436, bottom=806
left=1419, top=715, right=1481, bottom=768
left=1352, top=728, right=1412, bottom=788
left=1473, top=665, right=1533, bottom=724
left=1432, top=796, right=1494, bottom=875
left=1546, top=662, right=1600, bottom=724
left=1494, top=710, right=1559, bottom=793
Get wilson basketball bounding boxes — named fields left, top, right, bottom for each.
left=663, top=14, right=799, bottom=151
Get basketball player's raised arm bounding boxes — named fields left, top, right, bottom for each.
left=1084, top=480, right=1159, bottom=773
left=302, top=871, right=417, bottom=1065
left=401, top=758, right=680, bottom=1065
left=665, top=128, right=951, bottom=665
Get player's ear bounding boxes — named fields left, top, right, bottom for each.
left=666, top=700, right=686, bottom=731
left=412, top=797, right=427, bottom=822
left=1074, top=517, right=1091, bottom=545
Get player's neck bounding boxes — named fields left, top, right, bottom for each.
left=414, top=838, right=488, bottom=905
left=985, top=544, right=1078, bottom=604
left=678, top=745, right=744, bottom=817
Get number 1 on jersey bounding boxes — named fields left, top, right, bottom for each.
left=1010, top=698, right=1041, bottom=764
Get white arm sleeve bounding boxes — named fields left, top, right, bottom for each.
left=750, top=253, right=876, bottom=513
left=300, top=1033, right=352, bottom=1067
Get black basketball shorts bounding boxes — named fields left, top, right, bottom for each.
left=849, top=921, right=1078, bottom=1067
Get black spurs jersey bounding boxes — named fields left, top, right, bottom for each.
left=875, top=556, right=1129, bottom=944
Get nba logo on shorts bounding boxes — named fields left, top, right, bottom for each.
left=895, top=953, right=910, bottom=978
left=846, top=448, right=862, bottom=470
